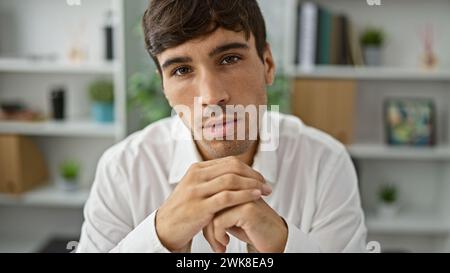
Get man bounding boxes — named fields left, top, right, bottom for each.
left=77, top=0, right=367, bottom=253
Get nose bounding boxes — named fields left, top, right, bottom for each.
left=197, top=70, right=230, bottom=107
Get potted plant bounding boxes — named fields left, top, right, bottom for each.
left=128, top=72, right=172, bottom=128
left=267, top=74, right=291, bottom=114
left=88, top=80, right=114, bottom=123
left=377, top=184, right=399, bottom=218
left=360, top=27, right=385, bottom=66
left=59, top=160, right=80, bottom=191
left=128, top=18, right=172, bottom=129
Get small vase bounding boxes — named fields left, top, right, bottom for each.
left=92, top=102, right=114, bottom=123
left=363, top=46, right=382, bottom=66
left=421, top=51, right=438, bottom=70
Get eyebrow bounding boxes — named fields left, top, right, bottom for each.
left=208, top=42, right=249, bottom=57
left=161, top=42, right=249, bottom=71
left=161, top=56, right=193, bottom=71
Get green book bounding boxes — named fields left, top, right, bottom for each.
left=316, top=7, right=332, bottom=65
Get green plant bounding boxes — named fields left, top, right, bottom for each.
left=378, top=184, right=397, bottom=204
left=60, top=160, right=80, bottom=182
left=267, top=74, right=291, bottom=114
left=128, top=72, right=172, bottom=128
left=361, top=28, right=385, bottom=47
left=89, top=80, right=114, bottom=103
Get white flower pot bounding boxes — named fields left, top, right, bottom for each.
left=58, top=178, right=79, bottom=192
left=377, top=203, right=399, bottom=219
left=363, top=46, right=382, bottom=66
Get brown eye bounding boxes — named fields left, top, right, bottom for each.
left=221, top=55, right=241, bottom=65
left=173, top=66, right=192, bottom=77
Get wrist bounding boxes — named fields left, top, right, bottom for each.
left=276, top=217, right=288, bottom=253
left=155, top=208, right=174, bottom=251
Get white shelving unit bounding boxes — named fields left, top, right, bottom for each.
left=0, top=0, right=128, bottom=252
left=0, top=185, right=89, bottom=209
left=283, top=0, right=450, bottom=252
left=348, top=144, right=450, bottom=161
left=286, top=65, right=450, bottom=81
left=0, top=120, right=117, bottom=137
left=0, top=58, right=117, bottom=75
left=366, top=212, right=450, bottom=235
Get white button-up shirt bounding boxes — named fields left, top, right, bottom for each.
left=77, top=112, right=367, bottom=253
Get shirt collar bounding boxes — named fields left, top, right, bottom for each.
left=168, top=112, right=279, bottom=185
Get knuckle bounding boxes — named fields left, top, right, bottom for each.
left=188, top=163, right=198, bottom=172
left=218, top=191, right=232, bottom=206
left=186, top=166, right=205, bottom=182
left=189, top=162, right=202, bottom=173
left=256, top=172, right=265, bottom=182
left=192, top=186, right=202, bottom=196
left=185, top=168, right=197, bottom=180
left=219, top=173, right=233, bottom=186
left=249, top=179, right=259, bottom=189
left=224, top=174, right=238, bottom=186
left=186, top=185, right=199, bottom=198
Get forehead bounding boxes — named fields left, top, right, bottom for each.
left=158, top=28, right=255, bottom=61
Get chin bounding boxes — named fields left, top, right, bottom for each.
left=199, top=139, right=255, bottom=159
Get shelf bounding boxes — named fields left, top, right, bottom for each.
left=348, top=144, right=450, bottom=160
left=286, top=66, right=450, bottom=81
left=0, top=58, right=116, bottom=75
left=0, top=235, right=46, bottom=253
left=366, top=212, right=450, bottom=235
left=0, top=185, right=90, bottom=209
left=0, top=120, right=117, bottom=137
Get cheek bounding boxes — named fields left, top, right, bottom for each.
left=164, top=80, right=196, bottom=109
left=227, top=69, right=267, bottom=105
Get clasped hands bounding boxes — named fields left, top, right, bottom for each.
left=155, top=156, right=288, bottom=253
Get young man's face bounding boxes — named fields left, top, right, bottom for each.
left=157, top=28, right=276, bottom=159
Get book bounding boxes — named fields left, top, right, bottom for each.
left=316, top=7, right=332, bottom=65
left=329, top=14, right=340, bottom=65
left=298, top=2, right=318, bottom=71
left=293, top=3, right=359, bottom=67
left=340, top=15, right=350, bottom=65
left=348, top=22, right=365, bottom=66
left=294, top=2, right=302, bottom=65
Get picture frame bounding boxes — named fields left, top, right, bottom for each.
left=384, top=98, right=436, bottom=146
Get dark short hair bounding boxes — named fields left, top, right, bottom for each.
left=142, top=0, right=267, bottom=74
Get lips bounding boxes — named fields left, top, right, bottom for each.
left=203, top=117, right=236, bottom=129
left=202, top=118, right=239, bottom=139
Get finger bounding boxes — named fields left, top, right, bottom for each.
left=203, top=223, right=226, bottom=253
left=184, top=157, right=244, bottom=186
left=213, top=222, right=229, bottom=252
left=201, top=157, right=265, bottom=183
left=215, top=223, right=231, bottom=247
left=198, top=174, right=272, bottom=197
left=213, top=210, right=241, bottom=247
left=191, top=156, right=239, bottom=169
left=206, top=189, right=261, bottom=214
left=226, top=227, right=252, bottom=245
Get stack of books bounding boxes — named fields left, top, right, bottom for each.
left=294, top=2, right=364, bottom=70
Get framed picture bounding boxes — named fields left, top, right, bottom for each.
left=384, top=98, right=436, bottom=146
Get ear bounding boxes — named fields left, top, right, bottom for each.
left=263, top=43, right=276, bottom=86
left=155, top=68, right=166, bottom=91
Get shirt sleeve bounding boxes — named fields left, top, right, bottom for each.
left=283, top=150, right=367, bottom=253
left=76, top=151, right=171, bottom=253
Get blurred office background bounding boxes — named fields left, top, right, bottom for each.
left=1, top=0, right=450, bottom=253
